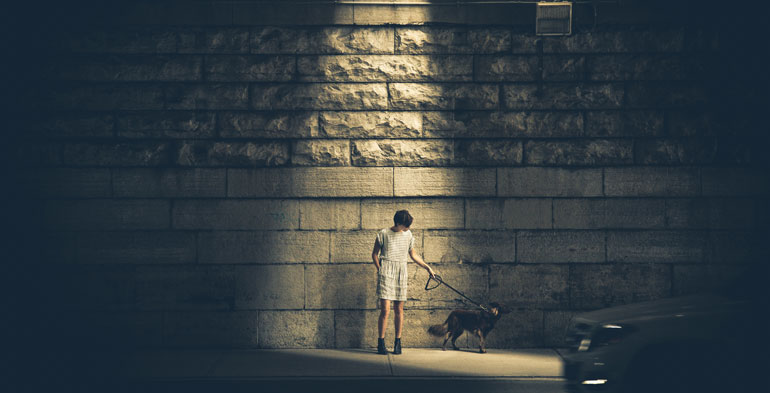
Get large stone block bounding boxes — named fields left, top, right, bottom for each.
left=389, top=83, right=498, bottom=110
left=352, top=140, right=453, bottom=166
left=474, top=55, right=538, bottom=81
left=424, top=230, right=515, bottom=264
left=178, top=27, right=250, bottom=53
left=702, top=168, right=770, bottom=196
left=298, top=55, right=472, bottom=82
left=454, top=140, right=523, bottom=166
left=251, top=27, right=394, bottom=54
left=320, top=111, right=421, bottom=138
left=503, top=199, right=553, bottom=229
left=407, top=263, right=488, bottom=310
left=44, top=199, right=170, bottom=230
left=490, top=265, right=569, bottom=308
left=164, top=83, right=249, bottom=110
left=465, top=199, right=504, bottom=229
left=504, top=83, right=624, bottom=110
left=395, top=27, right=511, bottom=54
left=542, top=56, right=585, bottom=81
left=60, top=27, right=178, bottom=54
left=300, top=199, right=361, bottom=230
left=21, top=168, right=111, bottom=198
left=135, top=265, right=235, bottom=310
left=524, top=139, right=633, bottom=166
left=589, top=54, right=695, bottom=81
left=665, top=198, right=761, bottom=229
left=117, top=111, right=216, bottom=139
left=259, top=311, right=334, bottom=348
left=331, top=230, right=424, bottom=263
left=585, top=110, right=664, bottom=137
left=569, top=264, right=671, bottom=309
left=164, top=311, right=259, bottom=348
left=306, top=265, right=377, bottom=309
left=553, top=199, right=666, bottom=229
left=544, top=311, right=576, bottom=347
left=672, top=264, right=746, bottom=296
left=542, top=30, right=684, bottom=53
left=706, top=231, right=767, bottom=264
left=62, top=142, right=172, bottom=166
left=76, top=231, right=196, bottom=264
left=173, top=199, right=298, bottom=230
left=624, top=82, right=708, bottom=108
left=498, top=167, right=603, bottom=197
left=634, top=138, right=716, bottom=165
left=604, top=167, right=699, bottom=197
left=292, top=140, right=350, bottom=166
left=198, top=231, right=330, bottom=264
left=518, top=231, right=605, bottom=263
left=113, top=168, right=226, bottom=197
left=607, top=230, right=706, bottom=263
left=227, top=168, right=393, bottom=197
left=483, top=309, right=544, bottom=348
left=45, top=85, right=165, bottom=111
left=32, top=113, right=114, bottom=139
left=361, top=199, right=463, bottom=230
left=423, top=111, right=583, bottom=138
left=334, top=310, right=384, bottom=348
left=235, top=265, right=304, bottom=310
left=55, top=55, right=202, bottom=82
left=666, top=110, right=714, bottom=137
left=219, top=111, right=318, bottom=138
left=394, top=168, right=496, bottom=197
left=251, top=83, right=388, bottom=110
left=176, top=141, right=289, bottom=167
left=204, top=55, right=294, bottom=81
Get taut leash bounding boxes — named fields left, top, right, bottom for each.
left=425, top=274, right=489, bottom=312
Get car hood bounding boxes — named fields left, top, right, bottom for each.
left=574, top=294, right=746, bottom=325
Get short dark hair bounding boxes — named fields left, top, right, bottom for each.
left=393, top=210, right=413, bottom=227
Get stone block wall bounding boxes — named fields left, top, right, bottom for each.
left=12, top=1, right=768, bottom=350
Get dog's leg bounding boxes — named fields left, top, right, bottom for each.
left=441, top=332, right=450, bottom=351
left=451, top=330, right=462, bottom=350
left=476, top=330, right=486, bottom=353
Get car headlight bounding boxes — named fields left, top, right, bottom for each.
left=577, top=324, right=636, bottom=352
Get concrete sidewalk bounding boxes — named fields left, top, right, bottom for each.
left=117, top=348, right=565, bottom=380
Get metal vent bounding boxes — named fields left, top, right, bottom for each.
left=536, top=2, right=572, bottom=36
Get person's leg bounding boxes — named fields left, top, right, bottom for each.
left=393, top=301, right=404, bottom=338
left=378, top=299, right=391, bottom=338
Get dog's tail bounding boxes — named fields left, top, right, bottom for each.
left=427, top=322, right=448, bottom=337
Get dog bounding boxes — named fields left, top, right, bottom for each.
left=427, top=302, right=507, bottom=353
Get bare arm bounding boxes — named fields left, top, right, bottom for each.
left=371, top=239, right=381, bottom=272
left=409, top=248, right=435, bottom=278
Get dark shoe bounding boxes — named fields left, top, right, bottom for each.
left=377, top=338, right=387, bottom=355
left=393, top=338, right=402, bottom=355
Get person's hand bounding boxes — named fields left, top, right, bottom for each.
left=428, top=267, right=436, bottom=279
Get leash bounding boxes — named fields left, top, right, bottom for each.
left=425, top=274, right=489, bottom=312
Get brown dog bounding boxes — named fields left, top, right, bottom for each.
left=427, top=302, right=507, bottom=353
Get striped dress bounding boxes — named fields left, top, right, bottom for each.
left=376, top=228, right=415, bottom=301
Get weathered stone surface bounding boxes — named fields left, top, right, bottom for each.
left=306, top=265, right=377, bottom=309
left=424, top=230, right=516, bottom=264
left=554, top=199, right=666, bottom=229
left=634, top=138, right=716, bottom=165
left=334, top=310, right=381, bottom=348
left=219, top=111, right=318, bottom=138
left=164, top=311, right=258, bottom=347
left=117, top=111, right=215, bottom=138
left=55, top=55, right=202, bottom=81
left=625, top=82, right=708, bottom=108
left=298, top=55, right=472, bottom=82
left=135, top=265, right=235, bottom=310
left=165, top=83, right=249, bottom=109
left=177, top=141, right=289, bottom=167
left=178, top=28, right=250, bottom=53
left=62, top=142, right=171, bottom=166
left=542, top=56, right=585, bottom=81
left=361, top=199, right=464, bottom=230
left=236, top=3, right=352, bottom=25
left=407, top=263, right=488, bottom=309
left=569, top=264, right=671, bottom=309
left=292, top=140, right=350, bottom=166
left=707, top=231, right=767, bottom=264
left=61, top=28, right=178, bottom=54
left=235, top=265, right=304, bottom=310
left=45, top=200, right=169, bottom=230
left=320, top=111, right=421, bottom=138
left=395, top=27, right=511, bottom=54
left=331, top=230, right=424, bottom=263
left=589, top=54, right=697, bottom=81
left=543, top=30, right=685, bottom=53
left=702, top=168, right=770, bottom=196
left=665, top=198, right=760, bottom=230
left=585, top=110, right=664, bottom=137
left=21, top=168, right=111, bottom=198
left=544, top=311, right=576, bottom=347
left=389, top=83, right=498, bottom=110
left=503, top=199, right=553, bottom=229
left=352, top=140, right=452, bottom=166
left=604, top=167, right=700, bottom=197
left=77, top=231, right=196, bottom=264
left=227, top=168, right=393, bottom=197
left=423, top=111, right=583, bottom=138
left=473, top=56, right=538, bottom=81
left=666, top=111, right=714, bottom=136
left=525, top=139, right=633, bottom=166
left=394, top=168, right=496, bottom=197
left=173, top=199, right=298, bottom=230
left=205, top=55, right=295, bottom=81
left=113, top=168, right=226, bottom=197
left=465, top=199, right=504, bottom=229
left=484, top=309, right=544, bottom=348
left=259, top=311, right=334, bottom=348
left=607, top=230, right=706, bottom=263
left=672, top=264, right=746, bottom=296
left=490, top=265, right=569, bottom=308
left=252, top=27, right=394, bottom=54
left=45, top=85, right=165, bottom=111
left=454, top=140, right=523, bottom=166
left=300, top=199, right=360, bottom=230
left=198, top=231, right=329, bottom=264
left=518, top=231, right=605, bottom=263
left=498, top=168, right=603, bottom=197
left=251, top=83, right=388, bottom=110
left=504, top=83, right=624, bottom=110
left=32, top=113, right=114, bottom=138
